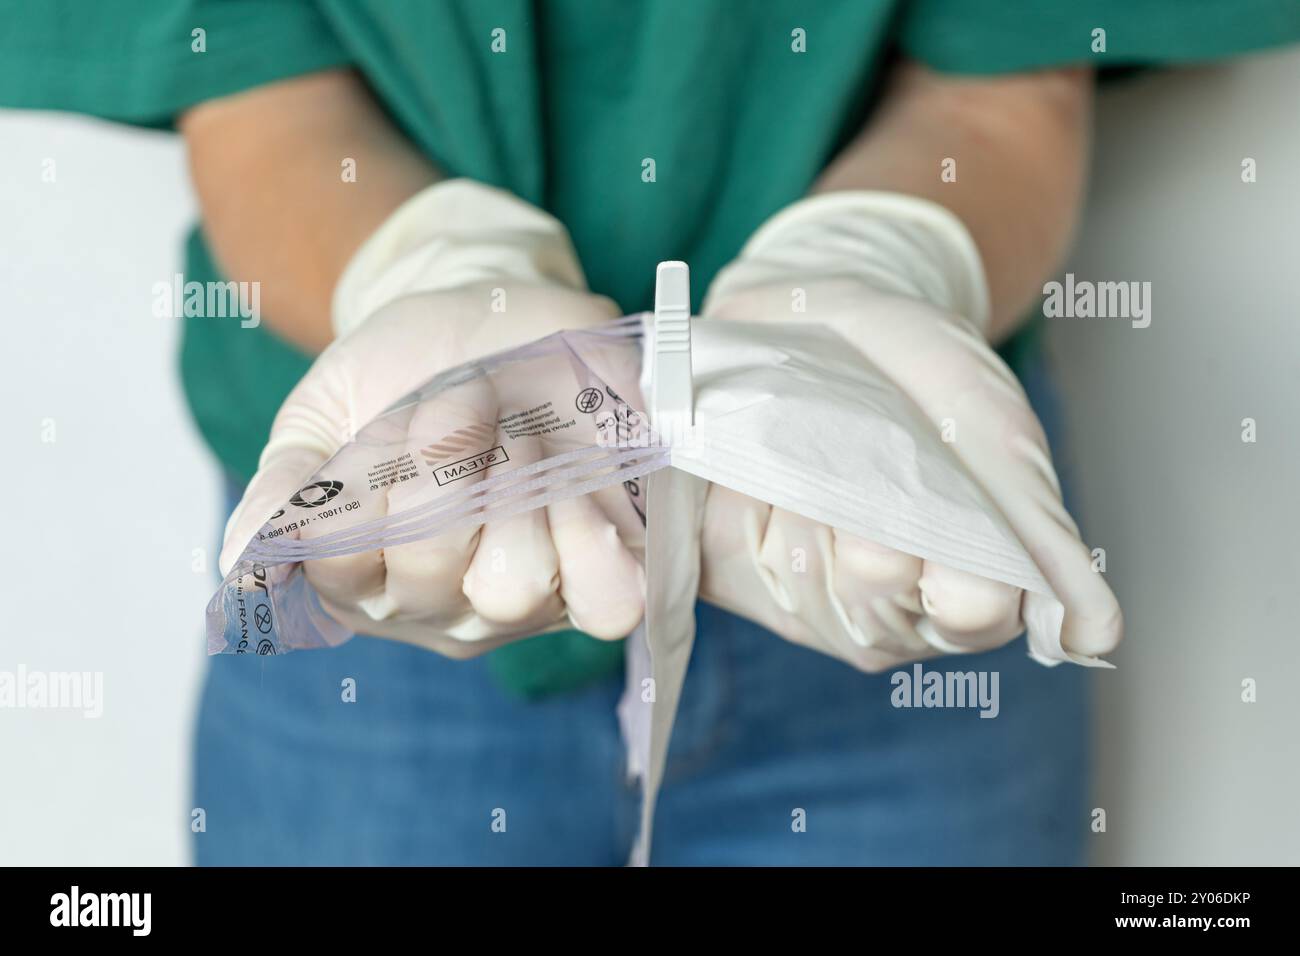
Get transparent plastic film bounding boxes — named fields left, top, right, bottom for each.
left=206, top=317, right=669, bottom=656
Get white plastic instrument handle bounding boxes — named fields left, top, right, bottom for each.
left=651, top=260, right=693, bottom=443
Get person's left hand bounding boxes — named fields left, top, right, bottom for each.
left=696, top=192, right=1122, bottom=672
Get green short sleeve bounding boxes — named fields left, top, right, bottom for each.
left=0, top=0, right=351, bottom=127
left=898, top=0, right=1300, bottom=74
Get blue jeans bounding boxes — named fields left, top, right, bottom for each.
left=194, top=358, right=1088, bottom=865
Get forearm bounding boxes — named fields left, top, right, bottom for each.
left=814, top=61, right=1093, bottom=342
left=179, top=68, right=441, bottom=353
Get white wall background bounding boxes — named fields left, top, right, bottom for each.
left=1052, top=47, right=1300, bottom=865
left=0, top=116, right=211, bottom=865
left=0, top=44, right=1297, bottom=866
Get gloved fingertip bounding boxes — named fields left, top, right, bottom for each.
left=569, top=591, right=645, bottom=640
left=1060, top=603, right=1124, bottom=658
left=463, top=565, right=562, bottom=626
left=561, top=551, right=646, bottom=639
left=918, top=564, right=1021, bottom=632
left=832, top=532, right=923, bottom=600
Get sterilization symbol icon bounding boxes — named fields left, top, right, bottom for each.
left=290, top=480, right=344, bottom=508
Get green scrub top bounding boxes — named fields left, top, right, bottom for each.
left=5, top=0, right=1297, bottom=695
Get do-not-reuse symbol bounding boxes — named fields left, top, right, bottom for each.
left=576, top=387, right=604, bottom=413
left=291, top=480, right=344, bottom=508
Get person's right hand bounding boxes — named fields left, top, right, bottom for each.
left=218, top=180, right=649, bottom=657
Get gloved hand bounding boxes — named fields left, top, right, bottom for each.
left=219, top=179, right=648, bottom=657
left=699, top=192, right=1122, bottom=671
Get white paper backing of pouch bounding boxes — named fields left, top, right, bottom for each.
left=672, top=317, right=1110, bottom=670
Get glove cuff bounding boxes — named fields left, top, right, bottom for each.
left=706, top=191, right=992, bottom=334
left=332, top=179, right=588, bottom=339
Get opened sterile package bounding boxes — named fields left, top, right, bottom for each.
left=207, top=262, right=1108, bottom=865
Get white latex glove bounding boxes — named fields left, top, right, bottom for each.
left=699, top=192, right=1122, bottom=671
left=219, top=179, right=647, bottom=657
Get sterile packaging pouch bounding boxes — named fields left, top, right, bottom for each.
left=206, top=261, right=1109, bottom=865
